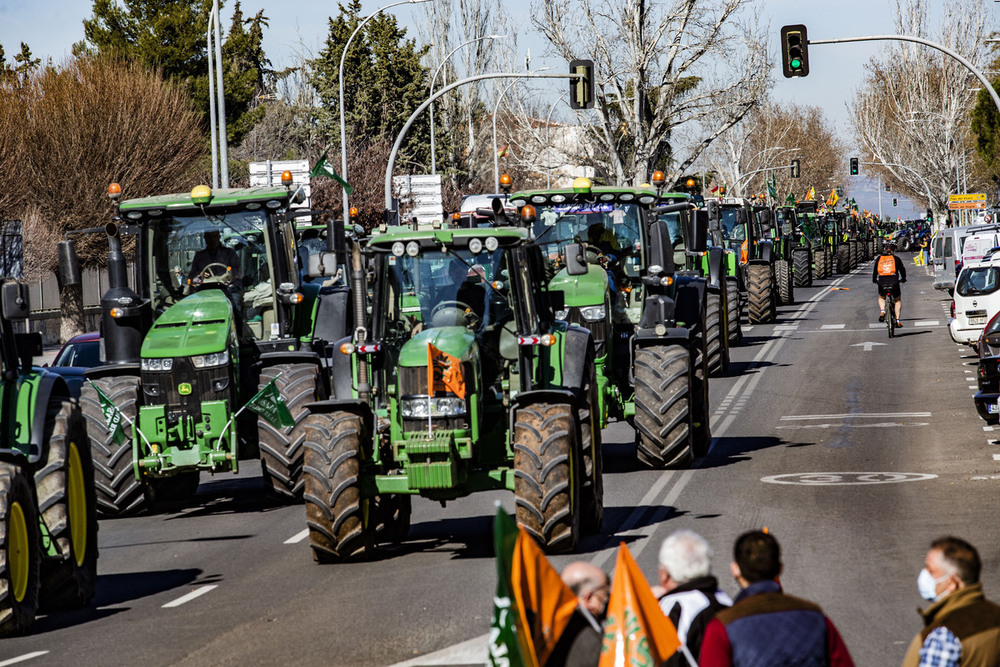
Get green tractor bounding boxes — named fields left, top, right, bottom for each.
left=301, top=212, right=603, bottom=560
left=0, top=282, right=98, bottom=636
left=792, top=201, right=831, bottom=282
left=775, top=204, right=813, bottom=288
left=759, top=205, right=795, bottom=307
left=509, top=178, right=711, bottom=469
left=71, top=179, right=354, bottom=515
left=717, top=199, right=781, bottom=324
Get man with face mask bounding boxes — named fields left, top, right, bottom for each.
left=548, top=562, right=609, bottom=667
left=902, top=537, right=1000, bottom=667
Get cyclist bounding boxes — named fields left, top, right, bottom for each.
left=873, top=239, right=907, bottom=327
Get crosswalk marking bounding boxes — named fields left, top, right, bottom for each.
left=820, top=324, right=845, bottom=330
left=162, top=585, right=217, bottom=608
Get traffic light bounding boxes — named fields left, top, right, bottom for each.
left=849, top=157, right=858, bottom=175
left=892, top=197, right=898, bottom=207
left=926, top=208, right=933, bottom=223
left=790, top=159, right=800, bottom=178
left=885, top=183, right=891, bottom=192
left=780, top=25, right=809, bottom=78
left=569, top=59, right=595, bottom=110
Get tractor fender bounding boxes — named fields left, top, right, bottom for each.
left=328, top=336, right=354, bottom=400
left=674, top=275, right=706, bottom=333
left=27, top=371, right=72, bottom=464
left=303, top=398, right=375, bottom=435
left=258, top=350, right=321, bottom=367
left=558, top=325, right=593, bottom=396
left=707, top=247, right=724, bottom=290
left=756, top=241, right=774, bottom=264
left=85, top=363, right=141, bottom=381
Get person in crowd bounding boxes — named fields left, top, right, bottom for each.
left=655, top=529, right=732, bottom=664
left=698, top=530, right=855, bottom=666
left=548, top=561, right=610, bottom=667
left=902, top=536, right=1000, bottom=667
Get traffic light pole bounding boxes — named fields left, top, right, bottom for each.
left=384, top=71, right=584, bottom=216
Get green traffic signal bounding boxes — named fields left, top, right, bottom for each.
left=781, top=25, right=809, bottom=78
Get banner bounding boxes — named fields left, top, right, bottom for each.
left=427, top=343, right=466, bottom=399
left=310, top=148, right=355, bottom=195
left=489, top=508, right=538, bottom=667
left=89, top=380, right=127, bottom=446
left=246, top=377, right=296, bottom=429
left=600, top=542, right=682, bottom=667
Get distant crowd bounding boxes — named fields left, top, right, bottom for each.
left=551, top=531, right=1000, bottom=667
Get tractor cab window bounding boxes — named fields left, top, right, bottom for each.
left=719, top=208, right=745, bottom=248
left=657, top=211, right=686, bottom=268
left=531, top=202, right=644, bottom=277
left=146, top=210, right=275, bottom=338
left=776, top=208, right=794, bottom=236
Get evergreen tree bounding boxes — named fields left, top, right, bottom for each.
left=0, top=42, right=41, bottom=83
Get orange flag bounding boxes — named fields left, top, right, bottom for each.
left=600, top=542, right=682, bottom=667
left=510, top=530, right=580, bottom=667
left=427, top=343, right=466, bottom=399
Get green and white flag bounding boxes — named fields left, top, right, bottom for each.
left=310, top=149, right=354, bottom=195
left=767, top=175, right=777, bottom=200
left=89, top=381, right=127, bottom=446
left=246, top=377, right=296, bottom=429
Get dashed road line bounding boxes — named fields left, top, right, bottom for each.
left=162, top=585, right=218, bottom=608
left=820, top=324, right=845, bottom=330
left=993, top=454, right=1000, bottom=462
left=284, top=529, right=309, bottom=544
left=914, top=320, right=940, bottom=326
left=0, top=653, right=49, bottom=667
left=780, top=412, right=931, bottom=420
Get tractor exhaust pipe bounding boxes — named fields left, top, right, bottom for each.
left=100, top=221, right=148, bottom=365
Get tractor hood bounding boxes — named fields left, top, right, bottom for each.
left=398, top=327, right=477, bottom=367
left=549, top=264, right=608, bottom=307
left=142, top=291, right=233, bottom=358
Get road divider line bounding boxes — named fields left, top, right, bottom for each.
left=284, top=529, right=309, bottom=544
left=780, top=412, right=931, bottom=420
left=162, top=585, right=218, bottom=608
left=0, top=652, right=49, bottom=667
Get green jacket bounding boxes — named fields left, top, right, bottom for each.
left=901, top=584, right=1000, bottom=667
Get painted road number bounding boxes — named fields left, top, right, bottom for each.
left=761, top=472, right=938, bottom=486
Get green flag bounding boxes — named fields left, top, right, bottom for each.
left=88, top=381, right=127, bottom=446
left=785, top=192, right=796, bottom=205
left=310, top=149, right=354, bottom=195
left=488, top=506, right=534, bottom=667
left=246, top=377, right=296, bottom=429
left=767, top=175, right=777, bottom=200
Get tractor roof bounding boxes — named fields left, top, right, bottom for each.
left=368, top=224, right=528, bottom=249
left=510, top=185, right=682, bottom=208
left=119, top=186, right=293, bottom=212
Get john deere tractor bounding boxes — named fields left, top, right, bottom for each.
left=509, top=177, right=711, bottom=468
left=717, top=199, right=778, bottom=324
left=301, top=211, right=603, bottom=560
left=0, top=282, right=98, bottom=636
left=71, top=177, right=353, bottom=515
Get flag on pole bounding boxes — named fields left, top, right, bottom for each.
left=89, top=381, right=127, bottom=446
left=497, top=144, right=510, bottom=158
left=710, top=185, right=719, bottom=194
left=246, top=377, right=295, bottom=429
left=427, top=343, right=466, bottom=399
left=600, top=542, right=683, bottom=667
left=766, top=175, right=777, bottom=200
left=489, top=507, right=538, bottom=667
left=310, top=148, right=354, bottom=195
left=806, top=186, right=816, bottom=201
left=785, top=193, right=796, bottom=205
left=826, top=188, right=839, bottom=207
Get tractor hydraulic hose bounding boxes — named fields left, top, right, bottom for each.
left=350, top=243, right=370, bottom=401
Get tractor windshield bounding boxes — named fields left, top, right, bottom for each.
left=380, top=247, right=514, bottom=333
left=530, top=202, right=644, bottom=276
left=146, top=209, right=276, bottom=332
left=719, top=208, right=746, bottom=247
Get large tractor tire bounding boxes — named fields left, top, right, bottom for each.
left=36, top=399, right=97, bottom=611
left=747, top=264, right=775, bottom=324
left=578, top=361, right=603, bottom=535
left=0, top=463, right=40, bottom=637
left=80, top=377, right=148, bottom=517
left=849, top=241, right=858, bottom=270
left=691, top=340, right=712, bottom=459
left=513, top=403, right=580, bottom=554
left=303, top=412, right=373, bottom=563
left=705, top=292, right=727, bottom=376
left=258, top=363, right=322, bottom=501
left=816, top=250, right=828, bottom=279
left=776, top=260, right=794, bottom=306
left=824, top=249, right=834, bottom=278
left=836, top=246, right=850, bottom=274
left=792, top=247, right=812, bottom=287
left=372, top=494, right=411, bottom=545
left=634, top=345, right=692, bottom=469
left=725, top=278, right=743, bottom=347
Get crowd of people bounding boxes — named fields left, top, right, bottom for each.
left=552, top=531, right=1000, bottom=667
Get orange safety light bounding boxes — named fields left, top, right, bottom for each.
left=281, top=170, right=294, bottom=186
left=685, top=178, right=696, bottom=188
left=108, top=183, right=122, bottom=200
left=349, top=207, right=359, bottom=219
left=520, top=204, right=537, bottom=224
left=651, top=171, right=666, bottom=187
left=451, top=212, right=462, bottom=221
left=499, top=173, right=512, bottom=192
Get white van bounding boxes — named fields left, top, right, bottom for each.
left=934, top=224, right=1000, bottom=292
left=961, top=232, right=1000, bottom=266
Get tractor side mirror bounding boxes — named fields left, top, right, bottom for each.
left=564, top=243, right=589, bottom=276
left=647, top=220, right=675, bottom=275
left=706, top=199, right=721, bottom=229
left=307, top=253, right=339, bottom=278
left=986, top=333, right=1000, bottom=348
left=689, top=211, right=709, bottom=253
left=58, top=239, right=81, bottom=287
left=1, top=282, right=29, bottom=321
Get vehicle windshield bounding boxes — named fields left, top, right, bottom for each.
left=956, top=266, right=1000, bottom=297
left=531, top=202, right=644, bottom=276
left=719, top=208, right=745, bottom=248
left=53, top=339, right=100, bottom=367
left=381, top=247, right=514, bottom=333
left=775, top=208, right=794, bottom=235
left=146, top=209, right=275, bottom=320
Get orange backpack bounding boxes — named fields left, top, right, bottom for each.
left=877, top=255, right=896, bottom=276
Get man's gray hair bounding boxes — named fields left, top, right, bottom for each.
left=658, top=529, right=713, bottom=584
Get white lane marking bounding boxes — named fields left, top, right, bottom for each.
left=284, top=529, right=309, bottom=544
left=743, top=326, right=754, bottom=333
left=869, top=323, right=886, bottom=328
left=971, top=385, right=980, bottom=389
left=776, top=422, right=928, bottom=430
left=820, top=324, right=845, bottom=330
left=914, top=320, right=940, bottom=326
left=781, top=412, right=931, bottom=420
left=773, top=325, right=798, bottom=331
left=0, top=653, right=50, bottom=667
left=162, top=585, right=218, bottom=608
left=993, top=454, right=1000, bottom=461
left=985, top=426, right=995, bottom=432
left=851, top=341, right=887, bottom=352
left=385, top=634, right=489, bottom=667
left=762, top=472, right=937, bottom=485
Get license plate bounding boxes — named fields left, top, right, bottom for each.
left=971, top=317, right=987, bottom=326
left=989, top=403, right=999, bottom=415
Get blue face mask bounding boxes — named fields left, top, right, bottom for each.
left=918, top=568, right=950, bottom=601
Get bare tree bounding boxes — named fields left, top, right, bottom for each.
left=533, top=0, right=770, bottom=186
left=850, top=0, right=992, bottom=220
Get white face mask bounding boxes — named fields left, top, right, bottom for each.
left=917, top=568, right=951, bottom=601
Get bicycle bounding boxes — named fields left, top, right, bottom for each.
left=884, top=290, right=895, bottom=338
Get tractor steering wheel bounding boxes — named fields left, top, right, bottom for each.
left=430, top=300, right=479, bottom=328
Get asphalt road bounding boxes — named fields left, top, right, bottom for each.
left=4, top=252, right=996, bottom=667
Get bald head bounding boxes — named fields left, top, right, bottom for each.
left=562, top=561, right=610, bottom=619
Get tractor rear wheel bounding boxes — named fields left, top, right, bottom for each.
left=634, top=345, right=692, bottom=468
left=776, top=260, right=794, bottom=306
left=824, top=249, right=834, bottom=278
left=36, top=399, right=97, bottom=611
left=705, top=292, right=726, bottom=376
left=747, top=264, right=774, bottom=324
left=837, top=246, right=850, bottom=274
left=0, top=463, right=40, bottom=637
left=849, top=241, right=858, bottom=270
left=258, top=364, right=322, bottom=501
left=80, top=377, right=148, bottom=517
left=578, top=360, right=603, bottom=535
left=725, top=278, right=742, bottom=346
left=792, top=247, right=812, bottom=287
left=513, top=403, right=580, bottom=553
left=303, top=412, right=373, bottom=562
left=691, top=340, right=712, bottom=459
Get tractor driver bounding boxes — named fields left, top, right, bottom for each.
left=442, top=258, right=487, bottom=322
left=190, top=230, right=243, bottom=290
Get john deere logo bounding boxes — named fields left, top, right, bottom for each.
left=178, top=383, right=192, bottom=395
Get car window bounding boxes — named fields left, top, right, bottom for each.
left=53, top=340, right=101, bottom=367
left=956, top=266, right=1000, bottom=298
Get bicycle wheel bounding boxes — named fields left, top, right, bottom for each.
left=886, top=294, right=895, bottom=338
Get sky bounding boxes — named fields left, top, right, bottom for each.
left=0, top=0, right=971, bottom=217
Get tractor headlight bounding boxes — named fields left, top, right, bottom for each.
left=580, top=305, right=606, bottom=321
left=140, top=358, right=174, bottom=371
left=400, top=397, right=466, bottom=418
left=191, top=350, right=229, bottom=369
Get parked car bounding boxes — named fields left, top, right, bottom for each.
left=41, top=331, right=101, bottom=397
left=974, top=312, right=1000, bottom=424
left=934, top=224, right=1000, bottom=292
left=949, top=255, right=1000, bottom=347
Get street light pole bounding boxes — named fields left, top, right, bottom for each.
left=212, top=0, right=229, bottom=187
left=429, top=35, right=504, bottom=176
left=492, top=67, right=553, bottom=192
left=339, top=0, right=432, bottom=223
left=544, top=99, right=562, bottom=188
left=207, top=10, right=219, bottom=189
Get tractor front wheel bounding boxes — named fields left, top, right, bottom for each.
left=0, top=463, right=40, bottom=637
left=634, top=345, right=692, bottom=468
left=776, top=260, right=794, bottom=306
left=792, top=247, right=812, bottom=287
left=747, top=264, right=774, bottom=324
left=258, top=364, right=322, bottom=501
left=725, top=277, right=742, bottom=346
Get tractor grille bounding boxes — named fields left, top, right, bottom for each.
left=565, top=307, right=608, bottom=356
left=397, top=365, right=468, bottom=433
left=141, top=356, right=232, bottom=416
